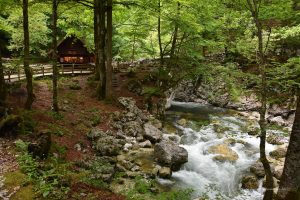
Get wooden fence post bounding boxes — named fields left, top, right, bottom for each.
left=18, top=66, right=20, bottom=81
left=61, top=64, right=64, bottom=75
left=8, top=71, right=11, bottom=83
left=42, top=66, right=45, bottom=77
left=72, top=64, right=74, bottom=75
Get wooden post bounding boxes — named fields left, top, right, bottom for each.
left=72, top=63, right=74, bottom=75
left=62, top=64, right=64, bottom=75
left=18, top=66, right=21, bottom=81
left=42, top=66, right=45, bottom=77
left=80, top=65, right=83, bottom=74
left=8, top=71, right=11, bottom=83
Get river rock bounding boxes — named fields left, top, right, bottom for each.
left=143, top=123, right=163, bottom=143
left=88, top=128, right=124, bottom=156
left=94, top=135, right=123, bottom=156
left=269, top=148, right=287, bottom=160
left=250, top=162, right=265, bottom=178
left=241, top=175, right=259, bottom=189
left=158, top=167, right=172, bottom=179
left=177, top=118, right=187, bottom=127
left=139, top=140, right=152, bottom=148
left=150, top=119, right=163, bottom=129
left=207, top=144, right=239, bottom=162
left=123, top=121, right=143, bottom=137
left=154, top=140, right=188, bottom=171
left=266, top=134, right=284, bottom=145
left=273, top=166, right=283, bottom=180
left=268, top=116, right=287, bottom=126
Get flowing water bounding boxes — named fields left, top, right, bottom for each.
left=160, top=101, right=283, bottom=200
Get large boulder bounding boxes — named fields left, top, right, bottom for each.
left=241, top=175, right=259, bottom=189
left=154, top=140, right=188, bottom=171
left=87, top=128, right=124, bottom=156
left=269, top=148, right=287, bottom=160
left=143, top=123, right=163, bottom=143
left=207, top=144, right=239, bottom=162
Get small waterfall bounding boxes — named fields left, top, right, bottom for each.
left=161, top=101, right=280, bottom=200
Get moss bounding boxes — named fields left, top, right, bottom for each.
left=11, top=185, right=35, bottom=200
left=4, top=171, right=26, bottom=187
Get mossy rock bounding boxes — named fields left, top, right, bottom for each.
left=11, top=185, right=34, bottom=200
left=0, top=115, right=23, bottom=137
left=241, top=175, right=259, bottom=189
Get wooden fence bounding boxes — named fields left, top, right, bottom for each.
left=4, top=64, right=95, bottom=83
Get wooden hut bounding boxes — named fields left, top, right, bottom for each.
left=57, top=36, right=94, bottom=64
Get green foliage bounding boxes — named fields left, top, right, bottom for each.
left=15, top=140, right=70, bottom=199
left=69, top=83, right=82, bottom=90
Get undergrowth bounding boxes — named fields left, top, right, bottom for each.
left=15, top=139, right=71, bottom=199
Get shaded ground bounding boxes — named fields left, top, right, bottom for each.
left=2, top=74, right=140, bottom=199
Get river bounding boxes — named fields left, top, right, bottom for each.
left=160, top=101, right=284, bottom=200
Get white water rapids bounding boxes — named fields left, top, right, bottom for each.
left=160, top=101, right=285, bottom=200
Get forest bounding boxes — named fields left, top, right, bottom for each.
left=0, top=0, right=299, bottom=200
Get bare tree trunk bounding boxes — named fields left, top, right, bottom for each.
left=246, top=1, right=273, bottom=199
left=170, top=2, right=180, bottom=60
left=52, top=0, right=59, bottom=112
left=23, top=0, right=34, bottom=110
left=105, top=0, right=113, bottom=100
left=96, top=0, right=106, bottom=100
left=158, top=0, right=163, bottom=65
left=131, top=31, right=136, bottom=63
left=0, top=47, right=6, bottom=106
left=277, top=90, right=300, bottom=200
left=94, top=0, right=100, bottom=80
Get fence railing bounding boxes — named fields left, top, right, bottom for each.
left=4, top=64, right=95, bottom=83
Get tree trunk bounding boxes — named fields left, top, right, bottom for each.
left=95, top=0, right=106, bottom=100
left=105, top=0, right=113, bottom=100
left=246, top=1, right=273, bottom=199
left=277, top=90, right=300, bottom=200
left=52, top=0, right=59, bottom=112
left=170, top=2, right=180, bottom=60
left=131, top=31, right=136, bottom=63
left=23, top=0, right=34, bottom=110
left=0, top=47, right=6, bottom=106
left=158, top=0, right=163, bottom=65
left=94, top=0, right=100, bottom=80
left=257, top=22, right=274, bottom=200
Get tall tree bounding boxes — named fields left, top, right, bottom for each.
left=277, top=89, right=300, bottom=199
left=52, top=0, right=59, bottom=112
left=105, top=0, right=113, bottom=100
left=246, top=0, right=273, bottom=199
left=0, top=44, right=6, bottom=106
left=170, top=1, right=180, bottom=60
left=157, top=0, right=163, bottom=65
left=95, top=0, right=106, bottom=100
left=23, top=0, right=35, bottom=109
